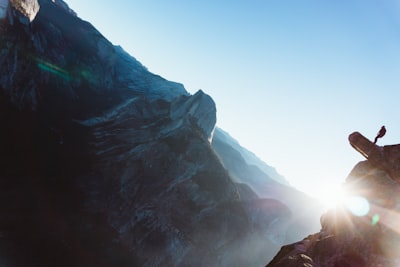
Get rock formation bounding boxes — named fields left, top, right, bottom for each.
left=10, top=0, right=40, bottom=21
left=266, top=132, right=400, bottom=267
left=0, top=1, right=324, bottom=266
left=212, top=128, right=324, bottom=242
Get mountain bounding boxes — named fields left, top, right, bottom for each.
left=0, top=1, right=323, bottom=266
left=212, top=128, right=289, bottom=186
left=212, top=128, right=324, bottom=242
left=267, top=132, right=400, bottom=267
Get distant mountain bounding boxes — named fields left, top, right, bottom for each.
left=212, top=128, right=289, bottom=186
left=0, top=1, right=323, bottom=266
left=212, top=127, right=323, bottom=242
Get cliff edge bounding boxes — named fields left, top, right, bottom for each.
left=267, top=131, right=400, bottom=267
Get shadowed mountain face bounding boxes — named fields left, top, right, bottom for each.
left=212, top=128, right=324, bottom=242
left=0, top=1, right=322, bottom=266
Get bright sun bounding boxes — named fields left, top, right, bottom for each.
left=314, top=183, right=347, bottom=209
left=311, top=182, right=372, bottom=217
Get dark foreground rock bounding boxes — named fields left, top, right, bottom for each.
left=0, top=1, right=321, bottom=266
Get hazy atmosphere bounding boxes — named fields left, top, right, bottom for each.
left=66, top=0, right=400, bottom=198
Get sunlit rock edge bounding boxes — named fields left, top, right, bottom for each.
left=267, top=157, right=400, bottom=267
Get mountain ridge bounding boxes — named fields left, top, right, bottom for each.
left=1, top=1, right=323, bottom=266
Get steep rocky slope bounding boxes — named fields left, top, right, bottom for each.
left=212, top=128, right=324, bottom=241
left=267, top=132, right=400, bottom=267
left=0, top=1, right=325, bottom=266
left=212, top=128, right=289, bottom=185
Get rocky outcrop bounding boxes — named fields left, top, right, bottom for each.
left=349, top=132, right=400, bottom=183
left=170, top=90, right=216, bottom=141
left=266, top=132, right=400, bottom=267
left=10, top=0, right=40, bottom=21
left=0, top=1, right=311, bottom=266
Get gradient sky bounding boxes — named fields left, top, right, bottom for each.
left=65, top=0, right=400, bottom=198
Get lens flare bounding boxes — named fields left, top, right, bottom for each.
left=35, top=58, right=71, bottom=81
left=371, top=214, right=380, bottom=225
left=344, top=196, right=370, bottom=216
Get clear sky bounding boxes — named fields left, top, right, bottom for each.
left=64, top=0, right=400, bottom=198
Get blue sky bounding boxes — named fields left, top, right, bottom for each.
left=65, top=0, right=400, bottom=198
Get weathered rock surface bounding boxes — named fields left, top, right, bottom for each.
left=266, top=133, right=400, bottom=267
left=10, top=0, right=40, bottom=21
left=0, top=1, right=322, bottom=266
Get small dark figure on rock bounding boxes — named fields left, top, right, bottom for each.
left=374, top=126, right=386, bottom=144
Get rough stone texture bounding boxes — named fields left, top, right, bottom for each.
left=10, top=0, right=39, bottom=21
left=266, top=134, right=400, bottom=267
left=169, top=90, right=217, bottom=141
left=0, top=1, right=318, bottom=266
left=350, top=132, right=400, bottom=182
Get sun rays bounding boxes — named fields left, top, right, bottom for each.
left=314, top=182, right=348, bottom=210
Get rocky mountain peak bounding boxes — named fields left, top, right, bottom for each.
left=267, top=131, right=400, bottom=267
left=170, top=90, right=217, bottom=142
left=0, top=1, right=327, bottom=266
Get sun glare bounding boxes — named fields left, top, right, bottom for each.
left=344, top=196, right=370, bottom=216
left=314, top=183, right=372, bottom=216
left=315, top=183, right=347, bottom=210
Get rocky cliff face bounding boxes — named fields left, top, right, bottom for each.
left=267, top=133, right=400, bottom=267
left=212, top=128, right=324, bottom=242
left=0, top=1, right=312, bottom=266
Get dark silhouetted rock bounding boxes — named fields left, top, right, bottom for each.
left=0, top=1, right=319, bottom=266
left=267, top=132, right=400, bottom=267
